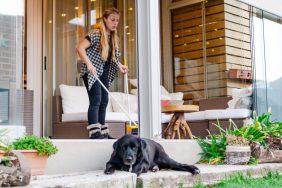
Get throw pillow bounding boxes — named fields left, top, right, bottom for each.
left=59, top=84, right=89, bottom=114
left=110, top=92, right=138, bottom=114
left=129, top=79, right=138, bottom=88
left=59, top=84, right=113, bottom=114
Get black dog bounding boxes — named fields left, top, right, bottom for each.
left=104, top=134, right=200, bottom=176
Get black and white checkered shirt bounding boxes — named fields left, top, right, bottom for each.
left=80, top=29, right=121, bottom=90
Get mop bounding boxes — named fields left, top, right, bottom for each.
left=93, top=73, right=138, bottom=129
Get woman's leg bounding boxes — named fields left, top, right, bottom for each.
left=98, top=77, right=109, bottom=125
left=83, top=74, right=104, bottom=139
left=99, top=71, right=115, bottom=139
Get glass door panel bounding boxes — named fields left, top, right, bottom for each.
left=43, top=0, right=138, bottom=137
left=0, top=0, right=25, bottom=126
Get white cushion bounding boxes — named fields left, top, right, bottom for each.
left=231, top=87, right=252, bottom=98
left=61, top=112, right=138, bottom=122
left=62, top=112, right=87, bottom=122
left=184, top=111, right=206, bottom=121
left=205, top=109, right=252, bottom=120
left=110, top=92, right=138, bottom=113
left=161, top=113, right=173, bottom=123
left=228, top=97, right=252, bottom=109
left=130, top=89, right=138, bottom=95
left=106, top=112, right=138, bottom=122
left=129, top=79, right=138, bottom=87
left=130, top=88, right=184, bottom=101
left=169, top=92, right=184, bottom=101
left=59, top=84, right=89, bottom=114
left=59, top=84, right=113, bottom=114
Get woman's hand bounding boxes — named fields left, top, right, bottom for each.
left=87, top=63, right=97, bottom=76
left=119, top=64, right=128, bottom=74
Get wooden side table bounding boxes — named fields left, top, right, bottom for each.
left=162, top=105, right=199, bottom=139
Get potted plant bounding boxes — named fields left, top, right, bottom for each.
left=10, top=135, right=58, bottom=175
left=225, top=134, right=251, bottom=165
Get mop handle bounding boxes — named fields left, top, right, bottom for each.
left=125, top=73, right=132, bottom=125
left=94, top=75, right=138, bottom=126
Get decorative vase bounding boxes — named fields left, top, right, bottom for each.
left=225, top=145, right=251, bottom=165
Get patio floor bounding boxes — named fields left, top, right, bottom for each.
left=29, top=163, right=282, bottom=188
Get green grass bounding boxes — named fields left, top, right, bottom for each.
left=193, top=171, right=282, bottom=188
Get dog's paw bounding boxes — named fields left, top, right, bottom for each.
left=190, top=166, right=200, bottom=175
left=151, top=165, right=159, bottom=172
left=104, top=168, right=115, bottom=175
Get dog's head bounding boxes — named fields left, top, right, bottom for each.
left=113, top=134, right=146, bottom=166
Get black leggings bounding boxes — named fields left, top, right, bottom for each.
left=82, top=72, right=109, bottom=125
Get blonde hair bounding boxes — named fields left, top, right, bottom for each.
left=94, top=8, right=120, bottom=61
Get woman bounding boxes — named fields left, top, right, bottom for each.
left=76, top=8, right=128, bottom=139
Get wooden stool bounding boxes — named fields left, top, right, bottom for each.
left=162, top=105, right=199, bottom=139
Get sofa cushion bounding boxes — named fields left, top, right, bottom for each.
left=59, top=84, right=89, bottom=114
left=110, top=92, right=138, bottom=113
left=184, top=111, right=206, bottom=121
left=205, top=109, right=252, bottom=120
left=161, top=113, right=173, bottom=123
left=62, top=112, right=139, bottom=122
left=231, top=87, right=252, bottom=98
left=62, top=112, right=172, bottom=123
left=59, top=84, right=113, bottom=114
left=228, top=97, right=252, bottom=109
left=62, top=112, right=87, bottom=122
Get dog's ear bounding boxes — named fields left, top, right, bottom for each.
left=112, top=139, right=119, bottom=156
left=137, top=138, right=148, bottom=162
left=113, top=139, right=119, bottom=150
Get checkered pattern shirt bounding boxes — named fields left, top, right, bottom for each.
left=80, top=29, right=121, bottom=90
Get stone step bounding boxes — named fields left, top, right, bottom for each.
left=30, top=163, right=282, bottom=187
left=139, top=163, right=282, bottom=188
left=46, top=139, right=202, bottom=174
left=29, top=171, right=136, bottom=188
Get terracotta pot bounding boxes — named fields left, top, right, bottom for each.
left=0, top=150, right=48, bottom=176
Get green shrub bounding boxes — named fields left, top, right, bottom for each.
left=12, top=135, right=58, bottom=156
left=197, top=132, right=227, bottom=165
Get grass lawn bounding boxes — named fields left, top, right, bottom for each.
left=194, top=171, right=282, bottom=188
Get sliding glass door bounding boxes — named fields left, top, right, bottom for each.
left=43, top=0, right=137, bottom=137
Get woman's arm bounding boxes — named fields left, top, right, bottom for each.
left=76, top=39, right=97, bottom=76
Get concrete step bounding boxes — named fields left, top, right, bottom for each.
left=138, top=163, right=282, bottom=188
left=30, top=163, right=282, bottom=187
left=29, top=170, right=136, bottom=188
left=46, top=139, right=202, bottom=174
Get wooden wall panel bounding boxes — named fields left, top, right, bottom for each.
left=171, top=0, right=251, bottom=102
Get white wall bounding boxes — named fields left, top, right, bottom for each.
left=239, top=0, right=282, bottom=17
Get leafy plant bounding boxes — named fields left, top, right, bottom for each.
left=0, top=129, right=12, bottom=152
left=197, top=131, right=227, bottom=165
left=12, top=135, right=58, bottom=156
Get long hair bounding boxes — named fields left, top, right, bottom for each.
left=94, top=8, right=119, bottom=61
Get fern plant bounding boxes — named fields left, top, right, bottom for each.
left=197, top=131, right=227, bottom=165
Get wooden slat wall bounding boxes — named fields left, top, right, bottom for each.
left=171, top=0, right=252, bottom=101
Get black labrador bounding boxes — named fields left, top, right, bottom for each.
left=104, top=134, right=200, bottom=176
